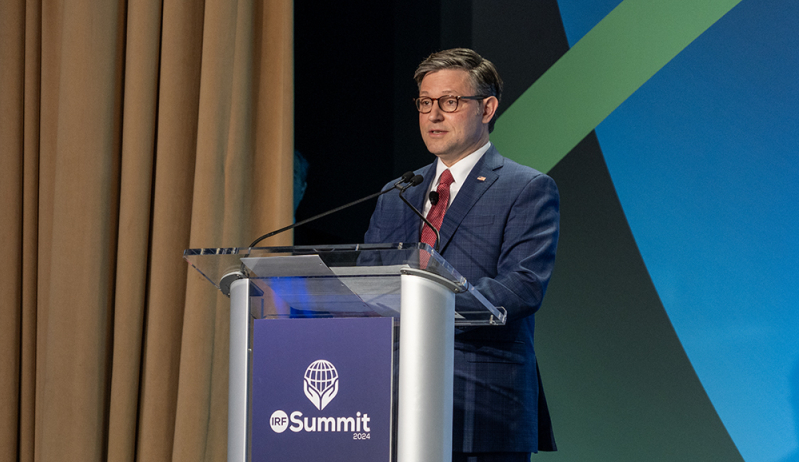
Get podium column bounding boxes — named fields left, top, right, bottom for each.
left=228, top=279, right=250, bottom=462
left=397, top=269, right=457, bottom=462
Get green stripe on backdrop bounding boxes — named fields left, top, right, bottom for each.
left=491, top=0, right=744, bottom=174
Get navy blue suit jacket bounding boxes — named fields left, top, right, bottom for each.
left=364, top=145, right=559, bottom=453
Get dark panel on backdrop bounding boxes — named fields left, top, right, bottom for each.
left=293, top=0, right=397, bottom=244
left=465, top=0, right=570, bottom=114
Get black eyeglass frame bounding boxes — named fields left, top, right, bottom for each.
left=413, top=95, right=489, bottom=113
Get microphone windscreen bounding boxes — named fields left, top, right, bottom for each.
left=400, top=171, right=414, bottom=183
left=429, top=191, right=439, bottom=205
left=409, top=175, right=424, bottom=186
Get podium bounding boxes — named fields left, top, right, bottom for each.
left=184, top=243, right=506, bottom=462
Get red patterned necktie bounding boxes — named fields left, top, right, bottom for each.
left=421, top=169, right=454, bottom=252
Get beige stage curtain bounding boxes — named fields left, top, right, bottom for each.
left=0, top=0, right=293, bottom=460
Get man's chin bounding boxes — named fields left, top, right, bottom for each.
left=422, top=141, right=448, bottom=157
left=423, top=142, right=467, bottom=165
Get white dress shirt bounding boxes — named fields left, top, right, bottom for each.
left=421, top=141, right=491, bottom=218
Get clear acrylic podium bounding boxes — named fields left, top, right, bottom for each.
left=184, top=243, right=506, bottom=462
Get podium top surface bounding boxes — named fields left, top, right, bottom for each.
left=184, top=243, right=506, bottom=326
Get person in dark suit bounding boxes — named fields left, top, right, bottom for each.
left=364, top=48, right=560, bottom=461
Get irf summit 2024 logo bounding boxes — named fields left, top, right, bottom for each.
left=303, top=360, right=338, bottom=411
left=269, top=360, right=371, bottom=436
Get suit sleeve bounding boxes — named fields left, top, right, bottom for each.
left=469, top=173, right=560, bottom=322
left=364, top=185, right=390, bottom=244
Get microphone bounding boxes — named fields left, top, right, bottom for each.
left=400, top=174, right=423, bottom=192
left=429, top=191, right=439, bottom=206
left=221, top=172, right=422, bottom=296
left=248, top=171, right=415, bottom=248
left=398, top=175, right=441, bottom=252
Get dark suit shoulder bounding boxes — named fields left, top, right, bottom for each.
left=486, top=152, right=557, bottom=202
left=494, top=153, right=547, bottom=179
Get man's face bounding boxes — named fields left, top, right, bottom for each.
left=418, top=69, right=496, bottom=166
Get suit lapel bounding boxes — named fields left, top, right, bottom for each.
left=438, top=146, right=503, bottom=251
left=400, top=162, right=437, bottom=242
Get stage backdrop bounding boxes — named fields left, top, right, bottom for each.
left=294, top=1, right=798, bottom=461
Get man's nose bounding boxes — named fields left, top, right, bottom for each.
left=427, top=105, right=444, bottom=121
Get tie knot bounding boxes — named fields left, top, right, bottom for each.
left=438, top=169, right=454, bottom=187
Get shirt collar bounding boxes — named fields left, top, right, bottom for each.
left=433, top=141, right=491, bottom=187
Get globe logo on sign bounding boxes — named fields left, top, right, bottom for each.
left=303, top=360, right=339, bottom=411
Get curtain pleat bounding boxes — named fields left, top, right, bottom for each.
left=106, top=0, right=163, bottom=460
left=37, top=2, right=125, bottom=460
left=135, top=0, right=206, bottom=458
left=0, top=0, right=294, bottom=460
left=0, top=1, right=26, bottom=461
left=19, top=2, right=42, bottom=460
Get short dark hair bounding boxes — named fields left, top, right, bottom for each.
left=414, top=48, right=503, bottom=131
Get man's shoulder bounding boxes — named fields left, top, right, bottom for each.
left=489, top=147, right=549, bottom=182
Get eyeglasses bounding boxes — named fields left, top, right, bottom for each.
left=414, top=95, right=488, bottom=113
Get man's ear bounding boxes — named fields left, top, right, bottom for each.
left=481, top=96, right=499, bottom=124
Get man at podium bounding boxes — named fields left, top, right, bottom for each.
left=364, top=48, right=560, bottom=462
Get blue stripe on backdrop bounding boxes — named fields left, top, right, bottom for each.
left=558, top=0, right=623, bottom=47
left=559, top=0, right=799, bottom=460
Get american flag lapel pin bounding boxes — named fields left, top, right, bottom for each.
left=477, top=176, right=486, bottom=181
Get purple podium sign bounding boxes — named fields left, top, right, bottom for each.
left=251, top=317, right=394, bottom=462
